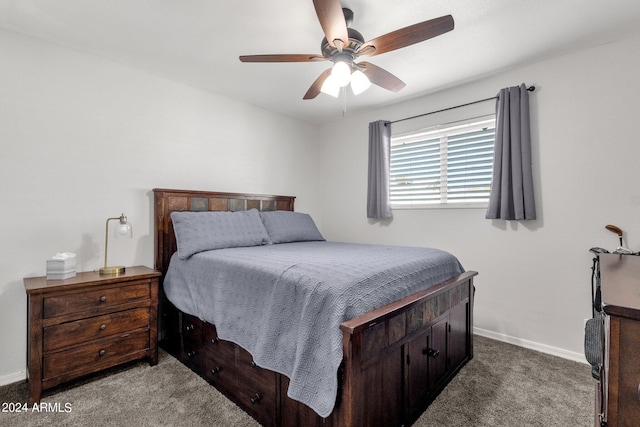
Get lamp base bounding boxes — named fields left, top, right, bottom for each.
left=99, top=266, right=126, bottom=275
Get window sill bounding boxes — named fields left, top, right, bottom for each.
left=391, top=203, right=488, bottom=210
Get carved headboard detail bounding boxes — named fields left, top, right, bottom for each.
left=153, top=188, right=296, bottom=277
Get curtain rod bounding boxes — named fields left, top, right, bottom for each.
left=390, top=85, right=536, bottom=125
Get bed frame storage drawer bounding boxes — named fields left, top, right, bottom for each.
left=181, top=313, right=205, bottom=370
left=236, top=348, right=278, bottom=426
left=175, top=312, right=279, bottom=426
left=204, top=324, right=238, bottom=393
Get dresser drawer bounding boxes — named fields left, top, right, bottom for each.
left=43, top=281, right=150, bottom=318
left=43, top=308, right=150, bottom=352
left=43, top=328, right=149, bottom=379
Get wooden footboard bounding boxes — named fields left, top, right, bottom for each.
left=280, top=271, right=476, bottom=427
left=153, top=188, right=477, bottom=427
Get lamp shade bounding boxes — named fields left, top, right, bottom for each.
left=331, top=61, right=351, bottom=87
left=320, top=74, right=340, bottom=98
left=115, top=218, right=132, bottom=238
left=350, top=70, right=371, bottom=95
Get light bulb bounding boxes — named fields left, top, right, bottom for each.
left=115, top=214, right=132, bottom=237
left=116, top=223, right=131, bottom=236
left=350, top=70, right=371, bottom=95
left=331, top=61, right=351, bottom=87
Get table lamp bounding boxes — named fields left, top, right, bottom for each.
left=99, top=213, right=132, bottom=275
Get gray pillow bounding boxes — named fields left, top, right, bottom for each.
left=259, top=211, right=324, bottom=244
left=171, top=209, right=271, bottom=259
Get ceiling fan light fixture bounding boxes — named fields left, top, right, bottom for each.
left=331, top=61, right=352, bottom=87
left=350, top=69, right=371, bottom=95
left=320, top=74, right=340, bottom=97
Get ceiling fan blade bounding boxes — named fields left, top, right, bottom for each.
left=358, top=15, right=454, bottom=57
left=313, top=0, right=349, bottom=49
left=359, top=62, right=406, bottom=92
left=303, top=68, right=333, bottom=100
left=240, top=54, right=326, bottom=63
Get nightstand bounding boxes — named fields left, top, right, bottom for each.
left=23, top=265, right=161, bottom=404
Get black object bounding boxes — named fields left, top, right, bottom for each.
left=584, top=313, right=602, bottom=380
left=585, top=248, right=605, bottom=380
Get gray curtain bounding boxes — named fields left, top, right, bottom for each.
left=485, top=84, right=536, bottom=220
left=367, top=120, right=392, bottom=219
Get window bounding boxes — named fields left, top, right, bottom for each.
left=390, top=117, right=495, bottom=208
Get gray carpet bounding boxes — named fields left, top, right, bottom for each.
left=0, top=336, right=593, bottom=426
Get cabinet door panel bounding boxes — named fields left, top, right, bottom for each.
left=428, top=317, right=448, bottom=390
left=448, top=302, right=469, bottom=371
left=360, top=349, right=404, bottom=427
left=406, top=329, right=430, bottom=412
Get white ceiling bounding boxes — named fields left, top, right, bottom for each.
left=2, top=0, right=640, bottom=125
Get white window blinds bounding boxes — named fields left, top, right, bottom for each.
left=390, top=117, right=495, bottom=207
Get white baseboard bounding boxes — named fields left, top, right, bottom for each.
left=474, top=327, right=588, bottom=365
left=0, top=370, right=26, bottom=386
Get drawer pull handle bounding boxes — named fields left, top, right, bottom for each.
left=211, top=367, right=221, bottom=375
left=99, top=349, right=106, bottom=356
left=250, top=361, right=257, bottom=368
left=100, top=324, right=107, bottom=330
left=100, top=296, right=107, bottom=302
left=250, top=393, right=261, bottom=404
left=211, top=337, right=220, bottom=344
left=187, top=351, right=196, bottom=358
left=423, top=348, right=440, bottom=358
left=185, top=324, right=195, bottom=332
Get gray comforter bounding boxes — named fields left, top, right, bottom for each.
left=163, top=241, right=464, bottom=417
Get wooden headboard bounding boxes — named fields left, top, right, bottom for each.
left=153, top=188, right=296, bottom=276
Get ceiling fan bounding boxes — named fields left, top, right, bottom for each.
left=239, top=0, right=454, bottom=100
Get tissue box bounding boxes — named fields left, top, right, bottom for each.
left=46, top=258, right=77, bottom=280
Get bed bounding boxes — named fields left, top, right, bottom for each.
left=153, top=188, right=477, bottom=427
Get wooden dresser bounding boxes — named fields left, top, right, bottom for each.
left=24, top=266, right=160, bottom=404
left=597, top=254, right=640, bottom=426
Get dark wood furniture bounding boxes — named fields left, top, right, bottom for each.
left=154, top=188, right=477, bottom=427
left=597, top=254, right=640, bottom=427
left=24, top=266, right=160, bottom=404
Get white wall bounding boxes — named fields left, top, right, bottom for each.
left=0, top=29, right=321, bottom=383
left=3, top=26, right=639, bottom=385
left=317, top=35, right=640, bottom=361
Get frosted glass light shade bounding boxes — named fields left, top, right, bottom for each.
left=115, top=217, right=132, bottom=237
left=320, top=75, right=340, bottom=98
left=350, top=70, right=371, bottom=95
left=331, top=61, right=351, bottom=87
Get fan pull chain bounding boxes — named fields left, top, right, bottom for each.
left=342, top=87, right=347, bottom=116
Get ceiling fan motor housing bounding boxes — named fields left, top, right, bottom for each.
left=321, top=28, right=364, bottom=62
